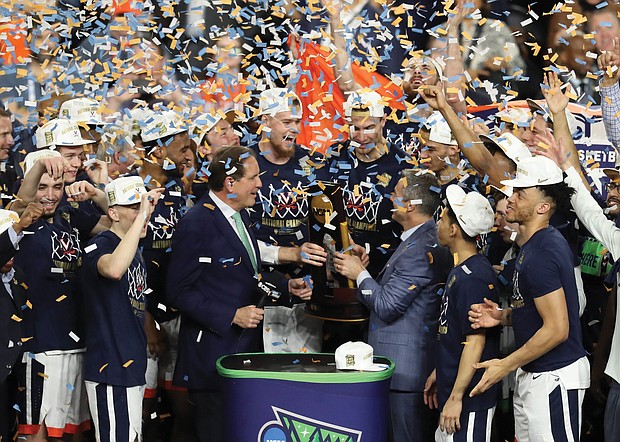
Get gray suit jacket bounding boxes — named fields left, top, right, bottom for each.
left=358, top=219, right=452, bottom=392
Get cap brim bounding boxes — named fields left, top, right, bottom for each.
left=603, top=168, right=620, bottom=181
left=223, top=109, right=238, bottom=125
left=479, top=134, right=499, bottom=153
left=526, top=99, right=546, bottom=115
left=500, top=178, right=530, bottom=188
left=489, top=184, right=513, bottom=197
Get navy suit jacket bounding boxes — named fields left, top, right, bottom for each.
left=166, top=193, right=286, bottom=390
left=0, top=226, right=26, bottom=385
left=358, top=219, right=452, bottom=392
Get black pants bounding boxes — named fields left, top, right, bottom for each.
left=0, top=372, right=17, bottom=442
left=188, top=390, right=224, bottom=442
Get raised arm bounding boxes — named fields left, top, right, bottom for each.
left=12, top=157, right=67, bottom=215
left=443, top=0, right=468, bottom=116
left=598, top=37, right=620, bottom=149
left=536, top=133, right=620, bottom=260
left=97, top=189, right=162, bottom=280
left=419, top=84, right=510, bottom=186
left=321, top=0, right=361, bottom=92
left=541, top=71, right=589, bottom=189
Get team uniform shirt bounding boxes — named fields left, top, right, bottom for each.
left=15, top=206, right=100, bottom=353
left=249, top=144, right=324, bottom=248
left=82, top=231, right=148, bottom=386
left=511, top=226, right=587, bottom=372
left=437, top=254, right=500, bottom=412
left=139, top=175, right=190, bottom=322
left=325, top=140, right=409, bottom=276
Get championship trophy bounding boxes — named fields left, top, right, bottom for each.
left=305, top=182, right=369, bottom=321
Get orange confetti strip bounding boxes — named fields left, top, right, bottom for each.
left=427, top=252, right=434, bottom=264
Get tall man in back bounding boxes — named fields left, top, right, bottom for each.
left=334, top=170, right=452, bottom=442
left=469, top=156, right=589, bottom=441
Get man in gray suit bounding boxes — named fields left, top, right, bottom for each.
left=335, top=170, right=452, bottom=442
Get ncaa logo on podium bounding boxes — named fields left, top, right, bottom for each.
left=258, top=406, right=362, bottom=442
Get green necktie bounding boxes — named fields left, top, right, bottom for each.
left=232, top=211, right=258, bottom=273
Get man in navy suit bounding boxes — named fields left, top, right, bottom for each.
left=0, top=204, right=44, bottom=441
left=335, top=170, right=452, bottom=442
left=166, top=146, right=312, bottom=442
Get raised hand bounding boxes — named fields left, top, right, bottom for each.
left=446, top=0, right=469, bottom=31
left=598, top=36, right=620, bottom=88
left=418, top=82, right=448, bottom=111
left=533, top=128, right=570, bottom=171
left=42, top=156, right=67, bottom=181
left=319, top=0, right=343, bottom=18
left=84, top=159, right=109, bottom=187
left=139, top=188, right=164, bottom=222
left=13, top=202, right=44, bottom=232
left=65, top=180, right=98, bottom=203
left=542, top=71, right=569, bottom=115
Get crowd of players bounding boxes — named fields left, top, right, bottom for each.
left=1, top=1, right=620, bottom=442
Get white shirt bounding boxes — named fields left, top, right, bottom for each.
left=565, top=167, right=619, bottom=383
left=209, top=191, right=279, bottom=265
left=1, top=225, right=22, bottom=299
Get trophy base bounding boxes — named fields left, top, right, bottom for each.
left=305, top=288, right=369, bottom=322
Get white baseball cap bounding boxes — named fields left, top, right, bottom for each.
left=105, top=176, right=147, bottom=206
left=335, top=341, right=389, bottom=372
left=59, top=97, right=108, bottom=125
left=23, top=149, right=62, bottom=176
left=258, top=88, right=302, bottom=118
left=500, top=156, right=564, bottom=188
left=120, top=107, right=152, bottom=137
left=480, top=133, right=531, bottom=164
left=140, top=109, right=187, bottom=143
left=526, top=99, right=579, bottom=137
left=343, top=90, right=385, bottom=119
left=494, top=107, right=531, bottom=127
left=193, top=109, right=237, bottom=145
left=0, top=210, right=19, bottom=234
left=35, top=119, right=96, bottom=149
left=445, top=185, right=494, bottom=237
left=423, top=111, right=457, bottom=146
